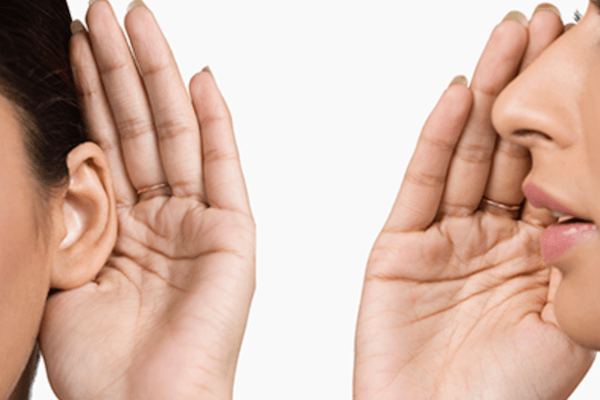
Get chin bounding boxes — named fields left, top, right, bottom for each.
left=554, top=271, right=600, bottom=350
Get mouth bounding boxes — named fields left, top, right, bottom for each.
left=553, top=211, right=594, bottom=225
left=523, top=183, right=598, bottom=263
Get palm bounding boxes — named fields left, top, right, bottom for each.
left=357, top=214, right=587, bottom=399
left=39, top=3, right=254, bottom=400
left=42, top=198, right=254, bottom=399
left=355, top=11, right=593, bottom=400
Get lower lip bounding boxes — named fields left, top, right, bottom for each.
left=541, top=223, right=598, bottom=263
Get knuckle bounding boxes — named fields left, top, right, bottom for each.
left=95, top=137, right=119, bottom=155
left=420, top=133, right=455, bottom=153
left=168, top=180, right=198, bottom=196
left=439, top=201, right=472, bottom=216
left=155, top=116, right=194, bottom=141
left=116, top=114, right=153, bottom=141
left=455, top=141, right=494, bottom=164
left=203, top=146, right=238, bottom=164
left=201, top=112, right=232, bottom=130
left=404, top=169, right=445, bottom=189
left=78, top=77, right=103, bottom=100
left=140, top=60, right=170, bottom=80
left=97, top=56, right=129, bottom=76
left=495, top=139, right=529, bottom=160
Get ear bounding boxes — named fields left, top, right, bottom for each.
left=49, top=142, right=117, bottom=290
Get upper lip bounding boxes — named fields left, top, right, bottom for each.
left=522, top=182, right=593, bottom=222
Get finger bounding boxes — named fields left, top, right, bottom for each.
left=439, top=13, right=528, bottom=217
left=125, top=5, right=203, bottom=199
left=483, top=5, right=563, bottom=216
left=541, top=267, right=562, bottom=325
left=86, top=1, right=167, bottom=194
left=70, top=20, right=137, bottom=206
left=521, top=199, right=556, bottom=227
left=521, top=4, right=563, bottom=70
left=190, top=70, right=251, bottom=215
left=479, top=140, right=529, bottom=217
left=383, top=80, right=473, bottom=232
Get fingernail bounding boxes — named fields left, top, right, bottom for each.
left=202, top=65, right=213, bottom=76
left=503, top=11, right=528, bottom=28
left=449, top=75, right=468, bottom=87
left=70, top=20, right=86, bottom=36
left=533, top=3, right=561, bottom=18
left=89, top=0, right=106, bottom=5
left=127, top=0, right=147, bottom=12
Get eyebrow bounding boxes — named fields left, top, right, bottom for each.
left=593, top=0, right=600, bottom=8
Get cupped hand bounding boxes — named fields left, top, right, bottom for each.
left=355, top=7, right=594, bottom=400
left=39, top=2, right=254, bottom=399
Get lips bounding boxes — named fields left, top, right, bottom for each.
left=540, top=223, right=597, bottom=263
left=523, top=183, right=598, bottom=263
left=523, top=182, right=581, bottom=218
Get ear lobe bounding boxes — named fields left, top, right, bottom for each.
left=50, top=142, right=117, bottom=290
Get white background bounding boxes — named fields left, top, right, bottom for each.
left=30, top=0, right=598, bottom=398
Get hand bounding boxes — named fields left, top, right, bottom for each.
left=39, top=2, right=254, bottom=399
left=354, top=8, right=594, bottom=400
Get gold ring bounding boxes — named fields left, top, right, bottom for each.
left=136, top=183, right=170, bottom=195
left=480, top=197, right=522, bottom=212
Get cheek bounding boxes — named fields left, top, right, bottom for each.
left=0, top=190, right=50, bottom=397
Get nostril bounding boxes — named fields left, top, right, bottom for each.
left=513, top=129, right=552, bottom=141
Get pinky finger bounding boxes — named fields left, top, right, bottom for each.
left=191, top=69, right=251, bottom=215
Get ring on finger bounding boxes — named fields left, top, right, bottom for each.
left=479, top=196, right=523, bottom=216
left=136, top=183, right=171, bottom=196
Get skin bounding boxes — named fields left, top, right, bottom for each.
left=3, top=1, right=253, bottom=399
left=493, top=1, right=600, bottom=349
left=355, top=3, right=596, bottom=400
left=0, top=92, right=115, bottom=400
left=39, top=2, right=255, bottom=400
left=0, top=95, right=51, bottom=400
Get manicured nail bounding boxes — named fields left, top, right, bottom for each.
left=70, top=20, right=86, bottom=36
left=503, top=11, right=528, bottom=28
left=449, top=75, right=468, bottom=87
left=127, top=0, right=147, bottom=12
left=534, top=3, right=561, bottom=18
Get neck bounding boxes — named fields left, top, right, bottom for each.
left=8, top=342, right=40, bottom=400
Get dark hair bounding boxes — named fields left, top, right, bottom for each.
left=0, top=0, right=86, bottom=198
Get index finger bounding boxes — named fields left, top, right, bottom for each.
left=485, top=5, right=564, bottom=218
left=190, top=70, right=252, bottom=215
left=383, top=81, right=473, bottom=233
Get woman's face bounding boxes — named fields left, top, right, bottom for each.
left=492, top=1, right=600, bottom=348
left=0, top=95, right=53, bottom=398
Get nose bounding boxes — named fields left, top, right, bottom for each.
left=491, top=24, right=585, bottom=150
